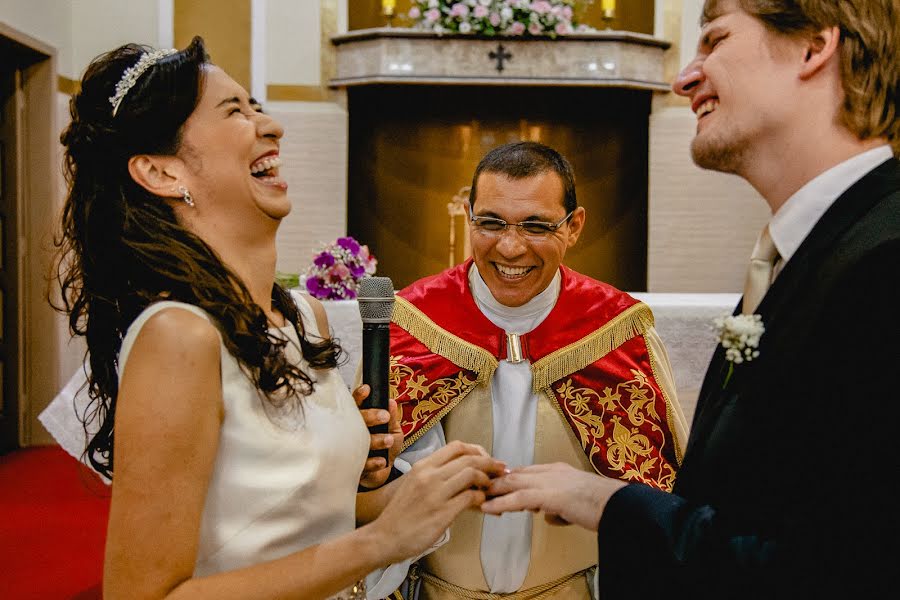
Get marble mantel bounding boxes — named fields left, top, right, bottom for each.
left=330, top=28, right=671, bottom=91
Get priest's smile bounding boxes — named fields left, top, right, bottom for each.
left=469, top=167, right=585, bottom=308
left=494, top=263, right=534, bottom=279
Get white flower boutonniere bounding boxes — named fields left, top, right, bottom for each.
left=713, top=313, right=765, bottom=387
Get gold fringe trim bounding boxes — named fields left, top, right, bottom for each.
left=645, top=336, right=685, bottom=466
left=392, top=296, right=499, bottom=384
left=531, top=303, right=654, bottom=393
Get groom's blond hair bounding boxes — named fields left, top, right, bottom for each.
left=703, top=0, right=899, bottom=154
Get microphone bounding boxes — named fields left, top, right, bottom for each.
left=357, top=276, right=395, bottom=463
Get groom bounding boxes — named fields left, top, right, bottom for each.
left=483, top=0, right=900, bottom=598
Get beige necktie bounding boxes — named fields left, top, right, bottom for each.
left=742, top=225, right=779, bottom=315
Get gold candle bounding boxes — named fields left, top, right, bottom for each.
left=601, top=0, right=616, bottom=11
left=382, top=0, right=397, bottom=15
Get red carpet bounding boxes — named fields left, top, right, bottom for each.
left=0, top=445, right=109, bottom=599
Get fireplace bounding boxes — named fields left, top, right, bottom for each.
left=332, top=28, right=669, bottom=290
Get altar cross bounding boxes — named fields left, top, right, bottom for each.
left=489, top=44, right=512, bottom=73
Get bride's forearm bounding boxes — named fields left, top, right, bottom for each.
left=356, top=477, right=402, bottom=525
left=158, top=524, right=388, bottom=600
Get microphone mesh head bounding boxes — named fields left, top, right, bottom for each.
left=358, top=276, right=394, bottom=299
left=358, top=276, right=395, bottom=322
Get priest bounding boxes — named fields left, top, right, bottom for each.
left=367, top=141, right=689, bottom=600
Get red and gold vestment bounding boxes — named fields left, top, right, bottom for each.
left=390, top=260, right=683, bottom=491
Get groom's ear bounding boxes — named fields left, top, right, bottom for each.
left=798, top=26, right=840, bottom=80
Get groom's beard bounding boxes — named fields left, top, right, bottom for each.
left=690, top=127, right=748, bottom=175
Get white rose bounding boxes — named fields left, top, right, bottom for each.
left=459, top=20, right=473, bottom=33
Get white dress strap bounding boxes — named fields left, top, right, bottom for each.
left=290, top=290, right=324, bottom=339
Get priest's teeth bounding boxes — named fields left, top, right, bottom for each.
left=696, top=98, right=719, bottom=119
left=250, top=156, right=282, bottom=174
left=496, top=264, right=531, bottom=276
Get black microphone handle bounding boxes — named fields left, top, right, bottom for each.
left=361, top=321, right=390, bottom=463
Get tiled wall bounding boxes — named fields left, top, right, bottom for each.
left=268, top=102, right=349, bottom=276
left=647, top=102, right=771, bottom=292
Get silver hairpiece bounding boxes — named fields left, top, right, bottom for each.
left=108, top=48, right=178, bottom=117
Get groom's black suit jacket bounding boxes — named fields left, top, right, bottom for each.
left=595, top=158, right=900, bottom=599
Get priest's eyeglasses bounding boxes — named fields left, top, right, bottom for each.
left=470, top=211, right=575, bottom=238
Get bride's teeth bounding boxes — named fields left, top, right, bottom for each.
left=250, top=156, right=282, bottom=174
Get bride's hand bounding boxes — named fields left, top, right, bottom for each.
left=370, top=441, right=506, bottom=564
left=355, top=386, right=403, bottom=489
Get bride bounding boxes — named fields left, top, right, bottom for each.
left=54, top=36, right=504, bottom=599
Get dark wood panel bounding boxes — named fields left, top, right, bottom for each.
left=347, top=85, right=650, bottom=291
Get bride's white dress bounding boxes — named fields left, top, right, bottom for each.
left=117, top=296, right=369, bottom=592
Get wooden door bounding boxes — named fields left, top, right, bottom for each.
left=0, top=68, right=22, bottom=453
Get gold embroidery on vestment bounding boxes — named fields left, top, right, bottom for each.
left=391, top=355, right=479, bottom=450
left=553, top=368, right=677, bottom=490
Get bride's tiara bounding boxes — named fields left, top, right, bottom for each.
left=108, top=48, right=178, bottom=117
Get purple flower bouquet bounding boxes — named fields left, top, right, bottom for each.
left=304, top=236, right=378, bottom=300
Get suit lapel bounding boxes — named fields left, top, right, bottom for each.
left=686, top=157, right=899, bottom=453
left=755, top=157, right=898, bottom=321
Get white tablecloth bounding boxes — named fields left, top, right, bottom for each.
left=39, top=293, right=739, bottom=466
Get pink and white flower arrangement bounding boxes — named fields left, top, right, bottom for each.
left=304, top=236, right=378, bottom=300
left=408, top=0, right=594, bottom=37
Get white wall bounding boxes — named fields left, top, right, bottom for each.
left=271, top=102, right=349, bottom=275
left=0, top=0, right=72, bottom=74
left=646, top=0, right=771, bottom=292
left=265, top=0, right=350, bottom=275
left=70, top=0, right=162, bottom=77
left=647, top=102, right=770, bottom=292
left=267, top=0, right=321, bottom=85
left=1, top=0, right=164, bottom=79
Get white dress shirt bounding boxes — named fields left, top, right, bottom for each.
left=769, top=145, right=893, bottom=269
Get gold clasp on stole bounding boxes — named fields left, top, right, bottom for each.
left=506, top=332, right=525, bottom=363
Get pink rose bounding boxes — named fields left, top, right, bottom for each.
left=425, top=7, right=440, bottom=22
left=474, top=5, right=489, bottom=18
left=555, top=21, right=571, bottom=35
left=328, top=264, right=351, bottom=282
left=509, top=21, right=526, bottom=35
left=532, top=1, right=551, bottom=15
left=562, top=6, right=573, bottom=19
left=529, top=21, right=543, bottom=35
left=450, top=3, right=469, bottom=17
left=408, top=6, right=421, bottom=19
left=489, top=12, right=501, bottom=26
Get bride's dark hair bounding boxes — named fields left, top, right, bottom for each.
left=54, top=36, right=340, bottom=480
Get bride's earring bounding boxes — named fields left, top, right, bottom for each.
left=178, top=185, right=195, bottom=208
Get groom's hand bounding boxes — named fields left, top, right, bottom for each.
left=481, top=462, right=627, bottom=532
